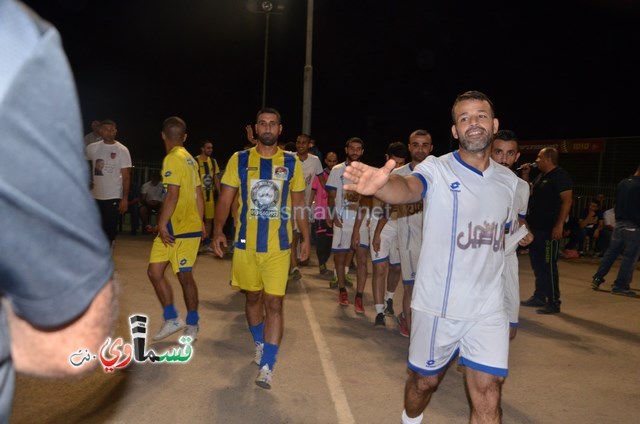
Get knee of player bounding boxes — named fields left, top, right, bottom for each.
left=263, top=294, right=284, bottom=314
left=409, top=371, right=441, bottom=394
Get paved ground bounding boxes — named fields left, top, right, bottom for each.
left=10, top=235, right=640, bottom=423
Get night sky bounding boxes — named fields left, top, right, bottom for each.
left=23, top=0, right=640, bottom=167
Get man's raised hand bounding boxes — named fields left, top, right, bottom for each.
left=343, top=159, right=396, bottom=195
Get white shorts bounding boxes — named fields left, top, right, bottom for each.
left=397, top=223, right=422, bottom=284
left=332, top=219, right=369, bottom=252
left=369, top=219, right=400, bottom=265
left=408, top=308, right=509, bottom=377
left=503, top=253, right=519, bottom=326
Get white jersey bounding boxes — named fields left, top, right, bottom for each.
left=411, top=152, right=518, bottom=321
left=503, top=176, right=529, bottom=325
left=297, top=153, right=323, bottom=206
left=326, top=161, right=365, bottom=224
left=504, top=177, right=530, bottom=256
left=85, top=140, right=132, bottom=200
left=141, top=181, right=165, bottom=203
left=394, top=163, right=424, bottom=283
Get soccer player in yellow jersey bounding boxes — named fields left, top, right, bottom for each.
left=213, top=108, right=309, bottom=390
left=196, top=140, right=221, bottom=252
left=147, top=117, right=205, bottom=342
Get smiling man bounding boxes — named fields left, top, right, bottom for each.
left=343, top=91, right=522, bottom=424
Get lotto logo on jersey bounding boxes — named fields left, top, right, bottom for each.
left=164, top=171, right=172, bottom=177
left=450, top=181, right=461, bottom=192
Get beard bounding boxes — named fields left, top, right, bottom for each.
left=347, top=153, right=362, bottom=162
left=458, top=127, right=492, bottom=153
left=258, top=132, right=278, bottom=146
left=412, top=151, right=428, bottom=163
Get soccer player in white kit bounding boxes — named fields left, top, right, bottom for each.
left=326, top=137, right=370, bottom=311
left=364, top=142, right=406, bottom=326
left=491, top=130, right=533, bottom=341
left=393, top=129, right=434, bottom=337
left=344, top=91, right=528, bottom=424
left=290, top=134, right=324, bottom=280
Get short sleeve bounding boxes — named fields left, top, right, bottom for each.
left=119, top=144, right=132, bottom=168
left=221, top=152, right=240, bottom=188
left=291, top=157, right=306, bottom=192
left=312, top=175, right=320, bottom=191
left=162, top=153, right=184, bottom=187
left=314, top=157, right=323, bottom=176
left=326, top=167, right=339, bottom=191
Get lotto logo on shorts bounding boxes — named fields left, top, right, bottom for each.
left=180, top=258, right=187, bottom=265
left=426, top=359, right=436, bottom=366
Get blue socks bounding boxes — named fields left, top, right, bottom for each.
left=163, top=304, right=178, bottom=321
left=261, top=343, right=279, bottom=369
left=249, top=322, right=264, bottom=345
left=186, top=310, right=199, bottom=326
left=163, top=305, right=198, bottom=325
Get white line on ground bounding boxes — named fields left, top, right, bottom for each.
left=299, top=280, right=355, bottom=424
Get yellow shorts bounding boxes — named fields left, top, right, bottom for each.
left=204, top=198, right=215, bottom=220
left=231, top=248, right=290, bottom=296
left=149, top=236, right=200, bottom=274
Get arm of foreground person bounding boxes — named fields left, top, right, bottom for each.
left=343, top=160, right=424, bottom=204
left=5, top=279, right=117, bottom=377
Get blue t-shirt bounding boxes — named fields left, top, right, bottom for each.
left=0, top=1, right=113, bottom=420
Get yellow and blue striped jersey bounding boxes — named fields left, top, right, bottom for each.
left=162, top=146, right=202, bottom=237
left=221, top=147, right=305, bottom=252
left=196, top=155, right=220, bottom=205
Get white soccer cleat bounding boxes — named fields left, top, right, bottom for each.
left=153, top=318, right=185, bottom=341
left=255, top=364, right=273, bottom=389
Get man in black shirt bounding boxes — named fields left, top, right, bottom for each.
left=522, top=148, right=573, bottom=314
left=591, top=165, right=640, bottom=296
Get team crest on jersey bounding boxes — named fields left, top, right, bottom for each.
left=273, top=166, right=289, bottom=180
left=250, top=179, right=281, bottom=218
left=186, top=158, right=194, bottom=166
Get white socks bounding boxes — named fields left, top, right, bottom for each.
left=401, top=410, right=423, bottom=424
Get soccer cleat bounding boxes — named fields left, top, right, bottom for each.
left=254, top=342, right=264, bottom=366
left=153, top=318, right=185, bottom=341
left=591, top=276, right=605, bottom=290
left=374, top=312, right=385, bottom=327
left=144, top=225, right=154, bottom=234
left=339, top=290, right=349, bottom=306
left=397, top=313, right=410, bottom=338
left=319, top=263, right=327, bottom=274
left=344, top=274, right=354, bottom=287
left=255, top=364, right=273, bottom=389
left=384, top=298, right=395, bottom=316
left=182, top=325, right=199, bottom=342
left=354, top=296, right=365, bottom=314
left=611, top=286, right=637, bottom=297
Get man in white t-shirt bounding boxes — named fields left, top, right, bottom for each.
left=289, top=134, right=324, bottom=279
left=491, top=130, right=533, bottom=341
left=85, top=119, right=132, bottom=244
left=343, top=91, right=524, bottom=424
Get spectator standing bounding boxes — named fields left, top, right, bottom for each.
left=83, top=119, right=102, bottom=146
left=521, top=147, right=572, bottom=314
left=86, top=119, right=132, bottom=245
left=591, top=165, right=640, bottom=296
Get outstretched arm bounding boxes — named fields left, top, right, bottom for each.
left=343, top=160, right=424, bottom=204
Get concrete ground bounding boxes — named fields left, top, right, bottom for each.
left=10, top=235, right=640, bottom=424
